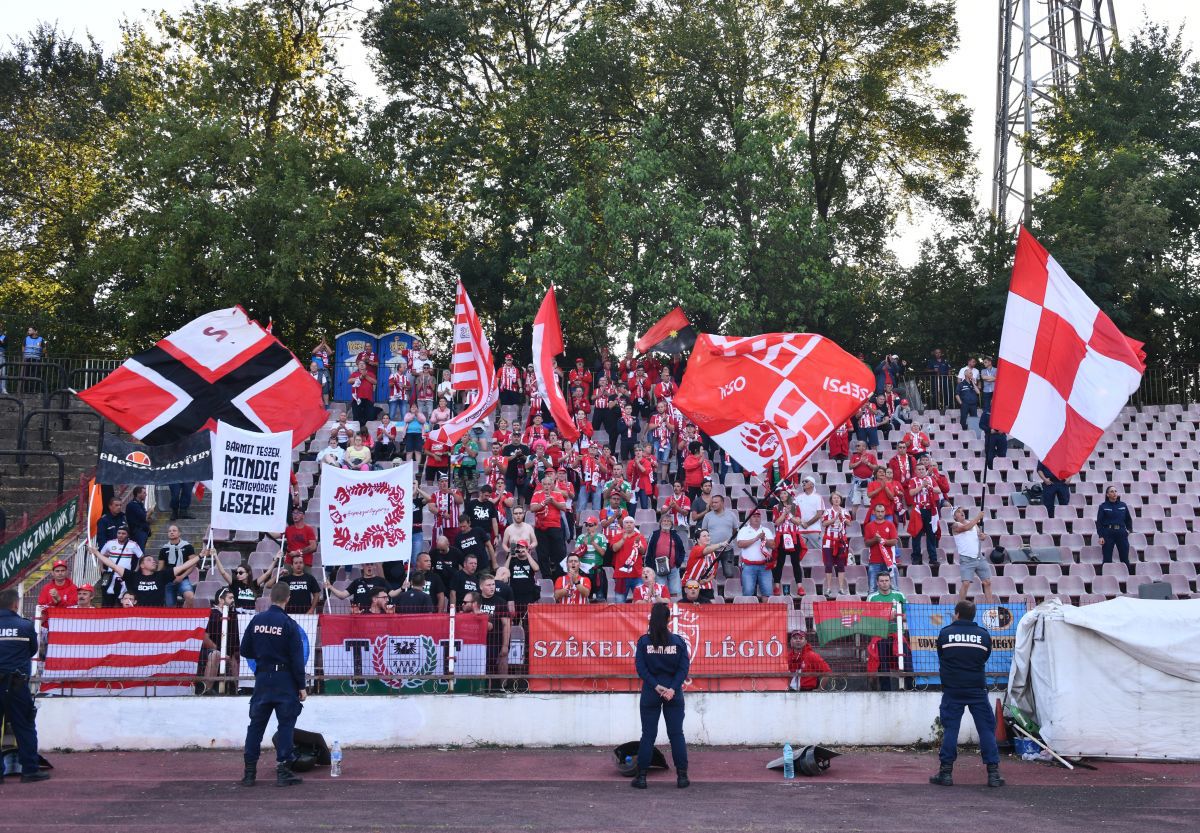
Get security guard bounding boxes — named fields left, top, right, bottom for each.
left=632, top=603, right=690, bottom=790
left=1096, top=486, right=1134, bottom=566
left=239, top=582, right=306, bottom=787
left=0, top=588, right=50, bottom=783
left=930, top=600, right=1003, bottom=788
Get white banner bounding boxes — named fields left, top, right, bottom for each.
left=236, top=611, right=318, bottom=689
left=319, top=462, right=414, bottom=566
left=209, top=422, right=292, bottom=531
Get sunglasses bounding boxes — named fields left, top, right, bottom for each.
left=585, top=522, right=597, bottom=527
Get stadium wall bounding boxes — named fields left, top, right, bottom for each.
left=38, top=692, right=980, bottom=750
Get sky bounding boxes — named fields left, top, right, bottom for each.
left=4, top=1, right=1195, bottom=263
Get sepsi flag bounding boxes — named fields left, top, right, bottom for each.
left=813, top=601, right=895, bottom=645
left=635, top=306, right=696, bottom=355
left=426, top=280, right=499, bottom=449
left=993, top=227, right=1146, bottom=479
left=673, top=333, right=873, bottom=475
left=78, top=306, right=325, bottom=448
left=531, top=286, right=579, bottom=440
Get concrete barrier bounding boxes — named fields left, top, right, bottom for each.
left=38, top=691, right=980, bottom=750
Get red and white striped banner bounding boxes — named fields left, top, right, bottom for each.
left=426, top=280, right=498, bottom=448
left=41, top=608, right=210, bottom=696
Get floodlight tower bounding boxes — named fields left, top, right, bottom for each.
left=992, top=0, right=1118, bottom=229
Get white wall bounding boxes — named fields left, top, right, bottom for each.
left=38, top=692, right=981, bottom=750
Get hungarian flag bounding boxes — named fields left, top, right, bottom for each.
left=673, top=332, right=873, bottom=475
left=426, top=280, right=499, bottom=448
left=993, top=228, right=1147, bottom=479
left=78, top=307, right=325, bottom=448
left=813, top=601, right=895, bottom=645
left=635, top=306, right=696, bottom=355
left=531, top=286, right=579, bottom=440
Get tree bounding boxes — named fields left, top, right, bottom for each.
left=1030, top=24, right=1200, bottom=367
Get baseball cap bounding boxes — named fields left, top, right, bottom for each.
left=702, top=476, right=713, bottom=483
left=900, top=398, right=909, bottom=405
left=52, top=559, right=68, bottom=569
left=117, top=523, right=130, bottom=532
left=504, top=353, right=513, bottom=359
left=80, top=583, right=95, bottom=592
left=438, top=473, right=449, bottom=480
left=576, top=357, right=584, bottom=363
left=586, top=515, right=598, bottom=525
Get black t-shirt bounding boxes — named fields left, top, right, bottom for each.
left=507, top=556, right=540, bottom=602
left=502, top=443, right=531, bottom=481
left=456, top=529, right=489, bottom=566
left=205, top=607, right=239, bottom=650
left=452, top=570, right=480, bottom=604
left=464, top=499, right=498, bottom=534
left=412, top=492, right=426, bottom=525
left=392, top=588, right=434, bottom=613
left=477, top=591, right=508, bottom=644
left=229, top=581, right=260, bottom=611
left=124, top=568, right=174, bottom=607
left=415, top=573, right=446, bottom=610
left=346, top=576, right=389, bottom=611
left=284, top=572, right=321, bottom=613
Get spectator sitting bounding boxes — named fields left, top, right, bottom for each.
left=680, top=579, right=710, bottom=604
left=331, top=411, right=357, bottom=448
left=374, top=413, right=398, bottom=462
left=120, top=591, right=137, bottom=608
left=319, top=435, right=345, bottom=467
left=341, top=433, right=374, bottom=470
left=72, top=583, right=95, bottom=608
left=37, top=559, right=78, bottom=608
left=787, top=631, right=831, bottom=691
left=631, top=565, right=670, bottom=603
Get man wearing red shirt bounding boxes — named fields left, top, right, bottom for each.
left=419, top=475, right=463, bottom=544
left=906, top=462, right=942, bottom=565
left=626, top=445, right=656, bottom=510
left=554, top=554, right=591, bottom=604
left=348, top=359, right=377, bottom=426
left=863, top=503, right=900, bottom=593
left=888, top=439, right=916, bottom=491
left=788, top=631, right=831, bottom=691
left=610, top=515, right=647, bottom=602
left=651, top=367, right=676, bottom=406
left=282, top=508, right=318, bottom=568
left=905, top=421, right=932, bottom=459
left=849, top=441, right=879, bottom=506
left=498, top=354, right=523, bottom=406
left=37, top=559, right=79, bottom=608
left=530, top=474, right=569, bottom=579
left=659, top=481, right=692, bottom=529
left=568, top=358, right=593, bottom=399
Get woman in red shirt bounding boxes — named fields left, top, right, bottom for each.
left=867, top=466, right=901, bottom=523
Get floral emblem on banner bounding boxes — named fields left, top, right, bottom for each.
left=371, top=634, right=438, bottom=690
left=326, top=481, right=408, bottom=552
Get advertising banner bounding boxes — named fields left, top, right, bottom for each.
left=527, top=604, right=789, bottom=692
left=319, top=613, right=488, bottom=694
left=318, top=462, right=414, bottom=566
left=96, top=431, right=212, bottom=485
left=0, top=497, right=78, bottom=585
left=907, top=602, right=1026, bottom=684
left=208, top=422, right=292, bottom=531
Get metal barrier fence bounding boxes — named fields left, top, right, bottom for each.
left=26, top=600, right=1024, bottom=695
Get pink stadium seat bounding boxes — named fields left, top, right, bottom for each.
left=921, top=577, right=948, bottom=597
left=1078, top=546, right=1103, bottom=564
left=1021, top=574, right=1052, bottom=597
left=1070, top=562, right=1096, bottom=579
left=1100, top=561, right=1130, bottom=578
left=1091, top=575, right=1122, bottom=597
left=1077, top=593, right=1106, bottom=606
left=1001, top=563, right=1028, bottom=581
left=1163, top=573, right=1193, bottom=597
left=1134, top=562, right=1163, bottom=577
left=1169, top=561, right=1196, bottom=577
left=733, top=595, right=761, bottom=604
left=1178, top=545, right=1200, bottom=563
left=1055, top=575, right=1085, bottom=598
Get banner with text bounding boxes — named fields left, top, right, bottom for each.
left=97, top=431, right=213, bottom=485
left=907, top=602, right=1026, bottom=685
left=319, top=613, right=487, bottom=694
left=0, top=497, right=79, bottom=586
left=527, top=604, right=789, bottom=692
left=236, top=611, right=319, bottom=689
left=319, top=462, right=414, bottom=566
left=209, top=422, right=292, bottom=531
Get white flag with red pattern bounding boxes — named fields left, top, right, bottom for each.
left=673, top=332, right=873, bottom=475
left=426, top=280, right=498, bottom=448
left=993, top=228, right=1146, bottom=479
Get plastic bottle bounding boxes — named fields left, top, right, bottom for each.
left=331, top=741, right=343, bottom=777
left=783, top=743, right=795, bottom=779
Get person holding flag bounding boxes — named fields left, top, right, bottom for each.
left=863, top=503, right=900, bottom=594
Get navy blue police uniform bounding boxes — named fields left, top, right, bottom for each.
left=0, top=606, right=44, bottom=780
left=1037, top=462, right=1071, bottom=519
left=239, top=603, right=306, bottom=769
left=935, top=617, right=999, bottom=767
left=1096, top=497, right=1133, bottom=566
left=633, top=633, right=690, bottom=773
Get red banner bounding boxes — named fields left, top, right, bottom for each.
left=527, top=604, right=789, bottom=691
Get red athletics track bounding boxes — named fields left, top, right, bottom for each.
left=2, top=748, right=1197, bottom=832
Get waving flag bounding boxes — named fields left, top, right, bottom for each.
left=673, top=333, right=872, bottom=475
left=426, top=280, right=499, bottom=448
left=993, top=228, right=1146, bottom=479
left=531, top=286, right=579, bottom=440
left=635, top=306, right=696, bottom=355
left=77, top=307, right=325, bottom=447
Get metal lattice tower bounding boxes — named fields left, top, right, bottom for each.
left=992, top=0, right=1118, bottom=229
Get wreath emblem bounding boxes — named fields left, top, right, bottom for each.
left=327, top=480, right=408, bottom=553
left=370, top=634, right=438, bottom=690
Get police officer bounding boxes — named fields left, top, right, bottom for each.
left=930, top=600, right=1003, bottom=788
left=1036, top=461, right=1071, bottom=519
left=632, top=603, right=690, bottom=790
left=239, top=582, right=306, bottom=787
left=0, top=588, right=50, bottom=783
left=1096, top=485, right=1134, bottom=566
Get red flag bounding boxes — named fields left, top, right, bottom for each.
left=635, top=306, right=696, bottom=355
left=426, top=280, right=499, bottom=448
left=531, top=286, right=579, bottom=440
left=673, top=333, right=872, bottom=475
left=77, top=306, right=325, bottom=448
left=993, top=227, right=1146, bottom=479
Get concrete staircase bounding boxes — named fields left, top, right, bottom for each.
left=0, top=392, right=99, bottom=525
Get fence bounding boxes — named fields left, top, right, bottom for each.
left=29, top=600, right=1022, bottom=695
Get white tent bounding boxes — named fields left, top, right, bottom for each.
left=1007, top=597, right=1200, bottom=760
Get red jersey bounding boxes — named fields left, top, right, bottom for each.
left=38, top=580, right=79, bottom=608
left=907, top=475, right=940, bottom=510
left=858, top=404, right=878, bottom=428
left=491, top=429, right=512, bottom=447
left=863, top=519, right=898, bottom=566
left=632, top=582, right=670, bottom=603
left=432, top=488, right=463, bottom=526
left=568, top=367, right=593, bottom=396
left=652, top=380, right=676, bottom=401
left=681, top=545, right=719, bottom=590
left=285, top=523, right=318, bottom=566
left=523, top=424, right=550, bottom=445
left=888, top=452, right=915, bottom=485
left=612, top=531, right=647, bottom=579
left=660, top=494, right=692, bottom=528
left=774, top=517, right=805, bottom=555
left=905, top=430, right=930, bottom=456
left=416, top=376, right=436, bottom=401
left=389, top=371, right=413, bottom=401
left=349, top=370, right=375, bottom=400
left=530, top=488, right=566, bottom=530
left=681, top=453, right=705, bottom=488
left=626, top=457, right=655, bottom=493
left=555, top=574, right=591, bottom=604
left=821, top=507, right=853, bottom=548
left=499, top=364, right=522, bottom=392
left=850, top=451, right=879, bottom=479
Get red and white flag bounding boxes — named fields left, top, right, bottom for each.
left=40, top=608, right=211, bottom=696
left=531, top=286, right=579, bottom=441
left=673, top=333, right=873, bottom=475
left=993, top=228, right=1146, bottom=479
left=426, top=280, right=498, bottom=448
left=77, top=306, right=325, bottom=448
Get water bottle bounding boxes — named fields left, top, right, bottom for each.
left=783, top=743, right=795, bottom=779
left=330, top=741, right=343, bottom=777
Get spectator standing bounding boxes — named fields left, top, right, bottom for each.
left=951, top=509, right=993, bottom=602
left=1037, top=462, right=1071, bottom=519
left=795, top=477, right=825, bottom=554
left=646, top=516, right=687, bottom=597
left=0, top=321, right=6, bottom=393
left=978, top=357, right=997, bottom=412
left=124, top=486, right=152, bottom=552
left=554, top=554, right=591, bottom=603
left=93, top=550, right=200, bottom=607
left=327, top=563, right=390, bottom=612
left=863, top=503, right=900, bottom=593
left=866, top=572, right=906, bottom=692
left=392, top=571, right=435, bottom=613
left=308, top=361, right=331, bottom=407
left=267, top=555, right=321, bottom=615
left=388, top=360, right=414, bottom=419
left=22, top=326, right=46, bottom=394
left=611, top=516, right=648, bottom=602
left=1097, top=486, right=1134, bottom=566
left=158, top=524, right=197, bottom=608
left=95, top=525, right=143, bottom=606
left=504, top=541, right=541, bottom=619
left=820, top=492, right=853, bottom=596
left=36, top=560, right=78, bottom=608
left=925, top=348, right=952, bottom=410
left=213, top=556, right=271, bottom=611
left=906, top=462, right=942, bottom=566
left=530, top=474, right=569, bottom=580
left=955, top=374, right=980, bottom=430
left=771, top=505, right=806, bottom=597
left=348, top=359, right=377, bottom=426
left=168, top=481, right=195, bottom=521
left=735, top=511, right=773, bottom=599
left=849, top=441, right=878, bottom=507
left=699, top=494, right=738, bottom=573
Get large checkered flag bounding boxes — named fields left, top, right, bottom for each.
left=673, top=332, right=873, bottom=475
left=992, top=227, right=1147, bottom=479
left=78, top=307, right=326, bottom=447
